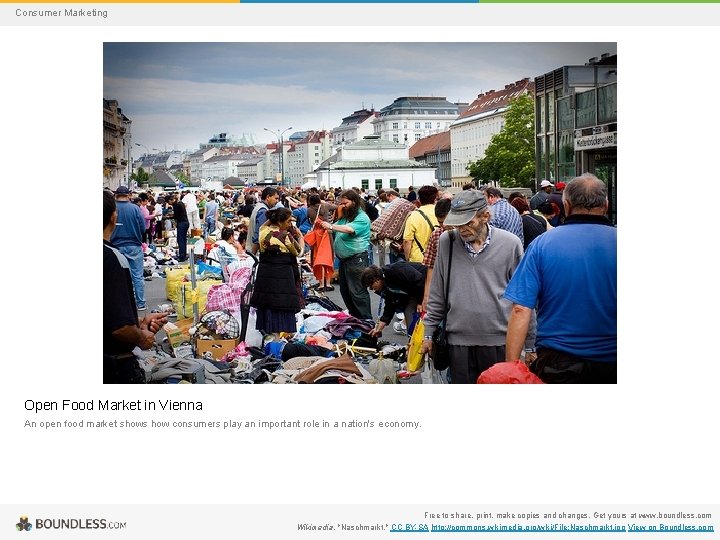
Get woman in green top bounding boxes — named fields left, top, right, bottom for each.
left=320, top=189, right=372, bottom=320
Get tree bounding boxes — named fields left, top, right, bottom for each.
left=467, top=93, right=535, bottom=189
left=131, top=166, right=150, bottom=186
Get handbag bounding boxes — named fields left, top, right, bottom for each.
left=430, top=231, right=454, bottom=371
left=406, top=317, right=425, bottom=372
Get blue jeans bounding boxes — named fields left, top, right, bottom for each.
left=118, top=244, right=145, bottom=308
left=204, top=218, right=216, bottom=240
left=176, top=221, right=190, bottom=261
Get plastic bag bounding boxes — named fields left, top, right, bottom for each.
left=406, top=317, right=425, bottom=372
left=238, top=308, right=263, bottom=349
left=477, top=360, right=544, bottom=384
left=368, top=355, right=397, bottom=384
left=421, top=355, right=446, bottom=384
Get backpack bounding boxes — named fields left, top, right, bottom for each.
left=370, top=198, right=415, bottom=241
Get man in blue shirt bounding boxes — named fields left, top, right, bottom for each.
left=110, top=186, right=147, bottom=310
left=504, top=173, right=617, bottom=383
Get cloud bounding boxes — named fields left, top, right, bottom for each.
left=104, top=42, right=617, bottom=154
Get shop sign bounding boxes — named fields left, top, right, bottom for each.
left=574, top=131, right=617, bottom=151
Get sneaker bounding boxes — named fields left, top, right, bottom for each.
left=323, top=285, right=335, bottom=292
left=137, top=305, right=147, bottom=311
left=392, top=321, right=407, bottom=335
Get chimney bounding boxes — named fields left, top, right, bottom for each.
left=588, top=57, right=598, bottom=65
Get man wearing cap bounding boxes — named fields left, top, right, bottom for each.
left=110, top=185, right=147, bottom=310
left=421, top=190, right=530, bottom=383
left=503, top=173, right=616, bottom=383
left=530, top=179, right=554, bottom=211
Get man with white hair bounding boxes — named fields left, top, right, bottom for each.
left=504, top=173, right=616, bottom=383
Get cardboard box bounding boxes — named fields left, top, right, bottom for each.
left=196, top=338, right=239, bottom=360
left=163, top=318, right=194, bottom=349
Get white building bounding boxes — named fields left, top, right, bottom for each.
left=450, top=78, right=534, bottom=188
left=372, top=96, right=465, bottom=146
left=331, top=108, right=378, bottom=149
left=189, top=147, right=219, bottom=184
left=236, top=156, right=264, bottom=185
left=286, top=130, right=332, bottom=187
left=316, top=135, right=436, bottom=192
left=201, top=153, right=257, bottom=184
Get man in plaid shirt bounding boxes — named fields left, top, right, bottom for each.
left=483, top=187, right=524, bottom=244
left=420, top=197, right=452, bottom=312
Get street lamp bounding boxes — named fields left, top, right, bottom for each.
left=264, top=127, right=292, bottom=187
left=135, top=143, right=159, bottom=155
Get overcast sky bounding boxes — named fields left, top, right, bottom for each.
left=104, top=42, right=616, bottom=159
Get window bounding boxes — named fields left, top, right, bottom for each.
left=425, top=122, right=432, bottom=129
left=361, top=179, right=369, bottom=190
left=575, top=89, right=597, bottom=129
left=415, top=133, right=422, bottom=141
left=598, top=84, right=617, bottom=124
left=375, top=179, right=383, bottom=190
left=415, top=122, right=421, bottom=129
left=403, top=122, right=408, bottom=129
left=393, top=135, right=399, bottom=143
left=392, top=122, right=399, bottom=130
left=389, top=179, right=397, bottom=189
left=557, top=97, right=573, bottom=131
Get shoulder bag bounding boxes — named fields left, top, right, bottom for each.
left=430, top=231, right=453, bottom=371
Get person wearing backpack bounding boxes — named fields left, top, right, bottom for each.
left=401, top=185, right=439, bottom=262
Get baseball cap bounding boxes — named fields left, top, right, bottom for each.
left=555, top=182, right=566, bottom=190
left=444, top=190, right=488, bottom=227
left=539, top=180, right=554, bottom=188
left=115, top=185, right=131, bottom=195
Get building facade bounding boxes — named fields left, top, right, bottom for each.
left=409, top=131, right=452, bottom=188
left=201, top=153, right=258, bottom=184
left=103, top=99, right=131, bottom=191
left=450, top=78, right=534, bottom=188
left=331, top=108, right=378, bottom=149
left=236, top=156, right=264, bottom=185
left=189, top=147, right=220, bottom=184
left=316, top=135, right=435, bottom=192
left=286, top=130, right=332, bottom=187
left=535, top=54, right=617, bottom=222
left=372, top=96, right=464, bottom=146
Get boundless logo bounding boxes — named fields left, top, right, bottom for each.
left=16, top=516, right=32, bottom=531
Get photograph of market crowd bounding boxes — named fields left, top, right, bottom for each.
left=103, top=42, right=617, bottom=384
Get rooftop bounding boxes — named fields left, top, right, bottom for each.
left=456, top=78, right=534, bottom=122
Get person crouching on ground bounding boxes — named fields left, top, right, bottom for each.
left=362, top=261, right=426, bottom=337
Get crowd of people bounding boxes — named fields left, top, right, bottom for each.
left=103, top=174, right=617, bottom=384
